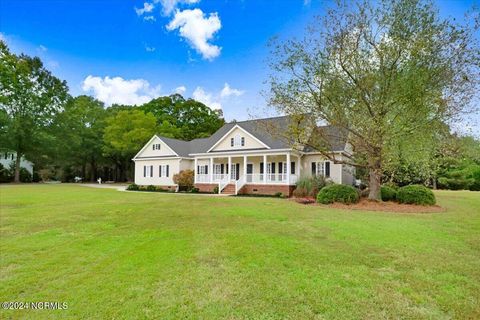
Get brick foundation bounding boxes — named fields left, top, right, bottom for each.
left=238, top=184, right=295, bottom=197
left=194, top=183, right=217, bottom=193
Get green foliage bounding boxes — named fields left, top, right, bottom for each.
left=190, top=187, right=199, bottom=193
left=397, top=185, right=436, bottom=205
left=140, top=94, right=224, bottom=140
left=381, top=186, right=397, bottom=202
left=0, top=40, right=69, bottom=182
left=316, top=184, right=359, bottom=204
left=213, top=186, right=219, bottom=194
left=173, top=170, right=194, bottom=191
left=126, top=184, right=140, bottom=191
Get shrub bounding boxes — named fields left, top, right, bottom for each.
left=437, top=177, right=472, bottom=190
left=295, top=176, right=329, bottom=197
left=213, top=185, right=219, bottom=194
left=173, top=170, right=194, bottom=191
left=397, top=185, right=436, bottom=205
left=190, top=187, right=199, bottom=193
left=274, top=192, right=284, bottom=198
left=292, top=187, right=308, bottom=198
left=126, top=183, right=139, bottom=191
left=316, top=184, right=359, bottom=204
left=381, top=186, right=397, bottom=202
left=145, top=185, right=157, bottom=192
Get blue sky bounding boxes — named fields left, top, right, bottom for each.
left=0, top=0, right=478, bottom=126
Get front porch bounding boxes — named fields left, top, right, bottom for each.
left=194, top=152, right=300, bottom=195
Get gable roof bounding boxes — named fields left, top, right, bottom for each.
left=146, top=116, right=347, bottom=157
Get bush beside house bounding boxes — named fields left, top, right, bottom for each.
left=397, top=185, right=436, bottom=205
left=317, top=184, right=359, bottom=204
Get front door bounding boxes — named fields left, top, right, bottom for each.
left=230, top=163, right=239, bottom=181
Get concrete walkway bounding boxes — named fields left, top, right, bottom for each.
left=78, top=183, right=128, bottom=191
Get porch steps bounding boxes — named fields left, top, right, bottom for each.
left=221, top=183, right=236, bottom=195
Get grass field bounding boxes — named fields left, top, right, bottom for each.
left=0, top=184, right=479, bottom=319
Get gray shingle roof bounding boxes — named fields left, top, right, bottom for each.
left=156, top=116, right=347, bottom=157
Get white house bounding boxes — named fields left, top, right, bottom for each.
left=133, top=116, right=355, bottom=196
left=0, top=150, right=34, bottom=174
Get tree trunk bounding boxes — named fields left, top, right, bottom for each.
left=368, top=158, right=382, bottom=201
left=14, top=152, right=21, bottom=183
left=90, top=158, right=97, bottom=182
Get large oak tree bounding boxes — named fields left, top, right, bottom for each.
left=268, top=0, right=479, bottom=199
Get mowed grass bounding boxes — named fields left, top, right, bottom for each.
left=0, top=185, right=479, bottom=319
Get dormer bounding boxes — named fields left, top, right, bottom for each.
left=208, top=124, right=270, bottom=152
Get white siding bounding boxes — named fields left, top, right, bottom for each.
left=301, top=154, right=343, bottom=184
left=136, top=136, right=177, bottom=158
left=211, top=127, right=266, bottom=152
left=134, top=159, right=181, bottom=186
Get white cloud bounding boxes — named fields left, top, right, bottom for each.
left=38, top=45, right=48, bottom=52
left=220, top=83, right=244, bottom=98
left=135, top=2, right=155, bottom=15
left=82, top=76, right=161, bottom=106
left=143, top=15, right=156, bottom=21
left=192, top=87, right=222, bottom=110
left=157, top=0, right=200, bottom=15
left=167, top=8, right=221, bottom=60
left=174, top=85, right=187, bottom=95
left=192, top=83, right=244, bottom=110
left=145, top=45, right=156, bottom=52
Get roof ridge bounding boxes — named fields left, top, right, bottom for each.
left=231, top=115, right=289, bottom=124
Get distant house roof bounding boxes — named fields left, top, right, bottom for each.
left=154, top=116, right=347, bottom=157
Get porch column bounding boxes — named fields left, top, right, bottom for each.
left=194, top=158, right=198, bottom=183
left=243, top=155, right=247, bottom=179
left=228, top=156, right=232, bottom=181
left=297, top=155, right=301, bottom=177
left=286, top=153, right=291, bottom=185
left=210, top=157, right=213, bottom=183
left=263, top=154, right=267, bottom=184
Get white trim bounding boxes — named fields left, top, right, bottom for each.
left=133, top=156, right=187, bottom=161
left=132, top=135, right=180, bottom=160
left=206, top=124, right=271, bottom=153
left=190, top=148, right=297, bottom=157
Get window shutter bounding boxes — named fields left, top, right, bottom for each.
left=291, top=162, right=295, bottom=174
left=166, top=165, right=169, bottom=177
left=278, top=162, right=283, bottom=174
left=325, top=161, right=330, bottom=177
left=159, top=165, right=162, bottom=177
left=144, top=166, right=146, bottom=177
left=311, top=162, right=316, bottom=175
left=221, top=164, right=224, bottom=174
left=152, top=145, right=155, bottom=150
left=241, top=137, right=245, bottom=146
left=260, top=162, right=264, bottom=174
left=205, top=165, right=208, bottom=174
left=231, top=138, right=234, bottom=147
left=197, top=166, right=200, bottom=174
left=150, top=165, right=153, bottom=177
left=271, top=162, right=276, bottom=174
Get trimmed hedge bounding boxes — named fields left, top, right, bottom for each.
left=381, top=186, right=397, bottom=202
left=126, top=183, right=139, bottom=191
left=316, top=184, right=359, bottom=204
left=397, top=185, right=436, bottom=205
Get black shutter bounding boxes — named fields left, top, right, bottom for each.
left=278, top=162, right=283, bottom=174
left=166, top=165, right=169, bottom=177
left=236, top=163, right=240, bottom=180
left=152, top=145, right=155, bottom=150
left=271, top=162, right=276, bottom=174
left=241, top=137, right=245, bottom=146
left=260, top=162, right=264, bottom=174
left=231, top=138, right=234, bottom=146
left=325, top=161, right=330, bottom=177
left=291, top=162, right=295, bottom=174
left=150, top=165, right=153, bottom=177
left=144, top=165, right=146, bottom=177
left=312, top=162, right=316, bottom=175
left=159, top=165, right=162, bottom=177
left=197, top=166, right=200, bottom=174
left=205, top=165, right=208, bottom=174
left=221, top=163, right=224, bottom=174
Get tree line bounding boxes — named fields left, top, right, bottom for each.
left=0, top=41, right=224, bottom=183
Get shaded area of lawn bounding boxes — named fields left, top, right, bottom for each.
left=0, top=185, right=479, bottom=319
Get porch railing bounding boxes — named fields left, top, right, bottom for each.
left=235, top=175, right=247, bottom=195
left=218, top=175, right=230, bottom=194
left=197, top=173, right=298, bottom=185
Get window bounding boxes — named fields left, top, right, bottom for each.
left=152, top=143, right=161, bottom=150
left=144, top=165, right=153, bottom=177
left=291, top=161, right=296, bottom=175
left=159, top=165, right=169, bottom=177
left=213, top=164, right=222, bottom=175
left=311, top=161, right=330, bottom=177
left=197, top=165, right=208, bottom=175
left=231, top=134, right=244, bottom=147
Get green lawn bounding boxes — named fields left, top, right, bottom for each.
left=0, top=185, right=479, bottom=319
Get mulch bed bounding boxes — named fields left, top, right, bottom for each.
left=292, top=197, right=444, bottom=213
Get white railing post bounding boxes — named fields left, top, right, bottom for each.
left=228, top=156, right=232, bottom=182
left=263, top=154, right=267, bottom=184
left=209, top=157, right=214, bottom=183
left=243, top=155, right=247, bottom=181
left=286, top=153, right=290, bottom=185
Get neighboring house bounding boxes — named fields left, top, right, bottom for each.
left=0, top=150, right=34, bottom=174
left=133, top=116, right=355, bottom=196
